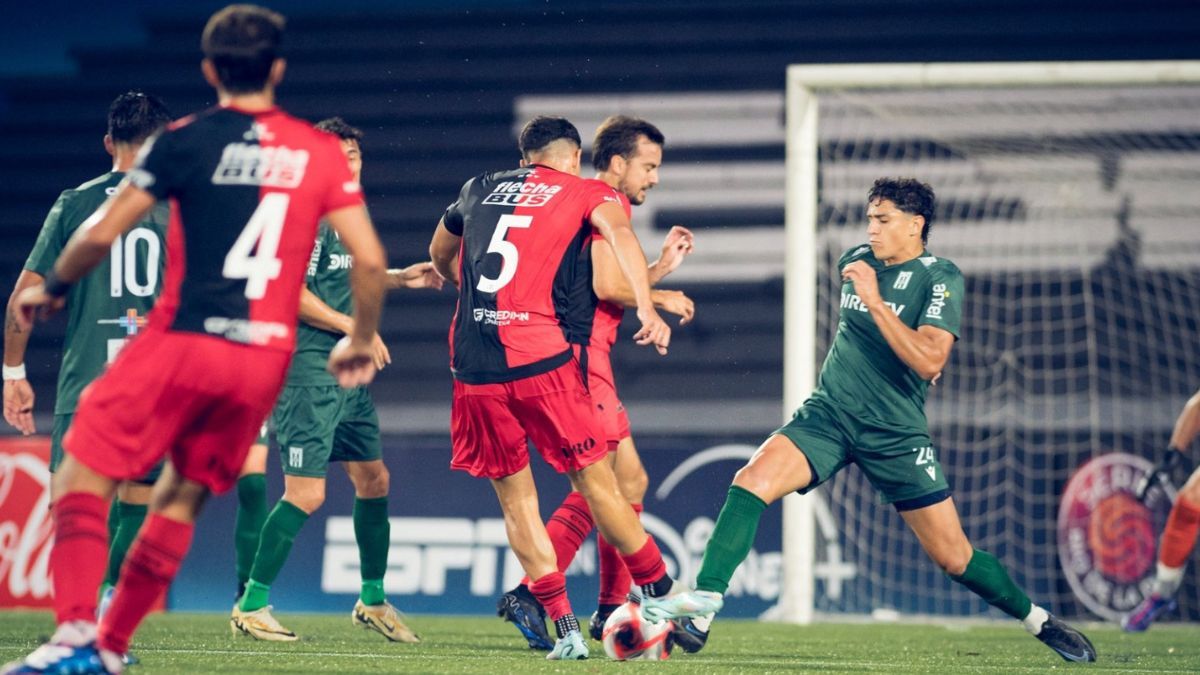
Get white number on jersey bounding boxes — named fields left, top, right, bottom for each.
left=223, top=192, right=289, bottom=300
left=109, top=228, right=161, bottom=298
left=476, top=214, right=533, bottom=293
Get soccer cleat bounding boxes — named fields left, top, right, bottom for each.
left=1035, top=614, right=1096, bottom=662
left=642, top=589, right=723, bottom=623
left=496, top=586, right=554, bottom=651
left=670, top=614, right=712, bottom=654
left=230, top=604, right=298, bottom=641
left=587, top=609, right=612, bottom=642
left=1, top=643, right=123, bottom=675
left=545, top=629, right=589, bottom=660
left=352, top=599, right=420, bottom=643
left=1121, top=593, right=1177, bottom=632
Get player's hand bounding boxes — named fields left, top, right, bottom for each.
left=654, top=290, right=695, bottom=325
left=841, top=261, right=882, bottom=308
left=388, top=262, right=444, bottom=291
left=656, top=226, right=695, bottom=276
left=328, top=336, right=379, bottom=388
left=2, top=379, right=36, bottom=435
left=13, top=285, right=66, bottom=331
left=370, top=333, right=392, bottom=370
left=1134, top=448, right=1192, bottom=501
left=634, top=306, right=671, bottom=356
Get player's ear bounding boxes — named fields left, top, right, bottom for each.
left=201, top=59, right=221, bottom=89
left=103, top=134, right=115, bottom=158
left=911, top=215, right=924, bottom=237
left=571, top=147, right=582, bottom=175
left=269, top=58, right=287, bottom=88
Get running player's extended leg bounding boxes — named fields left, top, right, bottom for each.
left=590, top=438, right=645, bottom=634
left=1124, top=466, right=1200, bottom=631
left=343, top=459, right=419, bottom=643
left=234, top=442, right=269, bottom=600
left=901, top=498, right=1096, bottom=662
left=491, top=466, right=587, bottom=660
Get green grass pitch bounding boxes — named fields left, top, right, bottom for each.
left=0, top=611, right=1195, bottom=673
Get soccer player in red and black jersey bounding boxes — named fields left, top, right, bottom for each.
left=429, top=116, right=677, bottom=660
left=4, top=6, right=386, bottom=674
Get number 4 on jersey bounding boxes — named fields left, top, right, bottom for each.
left=224, top=192, right=289, bottom=299
left=477, top=213, right=532, bottom=293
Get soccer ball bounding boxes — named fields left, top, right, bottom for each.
left=601, top=599, right=673, bottom=661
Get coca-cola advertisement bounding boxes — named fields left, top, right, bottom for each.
left=0, top=436, right=53, bottom=609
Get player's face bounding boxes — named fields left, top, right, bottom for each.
left=618, top=137, right=662, bottom=205
left=340, top=139, right=363, bottom=183
left=866, top=198, right=923, bottom=262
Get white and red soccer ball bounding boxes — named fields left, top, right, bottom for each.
left=601, top=599, right=673, bottom=661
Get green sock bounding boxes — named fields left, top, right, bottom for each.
left=354, top=496, right=390, bottom=606
left=235, top=474, right=269, bottom=589
left=949, top=549, right=1033, bottom=619
left=106, top=499, right=120, bottom=548
left=695, top=485, right=768, bottom=594
left=104, top=501, right=148, bottom=586
left=239, top=500, right=309, bottom=612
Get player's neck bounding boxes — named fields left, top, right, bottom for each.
left=594, top=171, right=619, bottom=190
left=880, top=244, right=925, bottom=267
left=218, top=89, right=276, bottom=113
left=111, top=145, right=141, bottom=173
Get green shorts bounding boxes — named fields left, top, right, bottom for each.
left=773, top=396, right=950, bottom=507
left=272, top=385, right=382, bottom=477
left=51, top=413, right=164, bottom=485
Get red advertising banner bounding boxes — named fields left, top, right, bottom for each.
left=0, top=436, right=53, bottom=609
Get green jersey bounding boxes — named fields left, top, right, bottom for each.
left=24, top=171, right=169, bottom=414
left=812, top=244, right=964, bottom=436
left=286, top=221, right=353, bottom=387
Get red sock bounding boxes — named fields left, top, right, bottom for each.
left=98, top=514, right=194, bottom=655
left=598, top=503, right=640, bottom=605
left=1160, top=497, right=1200, bottom=568
left=528, top=571, right=572, bottom=622
left=51, top=492, right=109, bottom=624
left=620, top=534, right=667, bottom=586
left=519, top=492, right=593, bottom=585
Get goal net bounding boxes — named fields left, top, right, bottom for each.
left=782, top=62, right=1200, bottom=623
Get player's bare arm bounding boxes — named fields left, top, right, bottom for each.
left=323, top=204, right=387, bottom=388
left=842, top=259, right=954, bottom=380
left=591, top=230, right=695, bottom=324
left=3, top=270, right=43, bottom=434
left=14, top=182, right=156, bottom=329
left=589, top=201, right=670, bottom=355
left=1170, top=389, right=1200, bottom=453
left=298, top=288, right=390, bottom=370
left=386, top=261, right=444, bottom=290
left=429, top=219, right=461, bottom=287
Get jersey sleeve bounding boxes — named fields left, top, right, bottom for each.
left=317, top=136, right=365, bottom=216
left=24, top=191, right=72, bottom=275
left=918, top=262, right=965, bottom=339
left=582, top=181, right=625, bottom=221
left=442, top=177, right=475, bottom=236
left=128, top=130, right=182, bottom=200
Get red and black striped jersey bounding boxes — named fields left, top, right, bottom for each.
left=128, top=105, right=363, bottom=352
left=588, top=191, right=633, bottom=353
left=443, top=164, right=622, bottom=384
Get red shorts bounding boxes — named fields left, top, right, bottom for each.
left=451, top=358, right=607, bottom=479
left=586, top=348, right=630, bottom=451
left=65, top=328, right=291, bottom=494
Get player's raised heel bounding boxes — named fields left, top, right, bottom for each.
left=1121, top=593, right=1176, bottom=632
left=1035, top=615, right=1096, bottom=662
left=546, top=629, right=589, bottom=660
left=642, top=590, right=723, bottom=623
left=230, top=605, right=298, bottom=642
left=352, top=599, right=420, bottom=643
left=496, top=586, right=554, bottom=650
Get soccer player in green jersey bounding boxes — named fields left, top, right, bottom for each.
left=643, top=178, right=1099, bottom=663
left=2, top=91, right=171, bottom=617
left=231, top=117, right=441, bottom=643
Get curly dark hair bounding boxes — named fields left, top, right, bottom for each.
left=867, top=177, right=936, bottom=244
left=315, top=117, right=364, bottom=148
left=591, top=115, right=665, bottom=172
left=107, top=91, right=170, bottom=145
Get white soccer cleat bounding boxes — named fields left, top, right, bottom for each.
left=352, top=599, right=420, bottom=643
left=642, top=590, right=723, bottom=623
left=546, top=629, right=589, bottom=660
left=230, top=605, right=298, bottom=642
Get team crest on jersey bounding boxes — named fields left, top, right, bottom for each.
left=1057, top=452, right=1174, bottom=621
left=482, top=181, right=561, bottom=207
left=919, top=256, right=938, bottom=267
left=242, top=122, right=275, bottom=142
left=893, top=271, right=913, bottom=290
left=212, top=143, right=310, bottom=188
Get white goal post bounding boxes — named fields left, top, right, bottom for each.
left=780, top=61, right=1200, bottom=625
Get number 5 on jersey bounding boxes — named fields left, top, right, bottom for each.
left=477, top=214, right=532, bottom=293
left=224, top=192, right=289, bottom=299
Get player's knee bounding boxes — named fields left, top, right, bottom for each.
left=618, top=467, right=649, bottom=504
left=932, top=544, right=973, bottom=577
left=355, top=465, right=389, bottom=499
left=283, top=482, right=326, bottom=514
left=731, top=465, right=775, bottom=503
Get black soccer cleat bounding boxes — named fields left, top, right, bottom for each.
left=670, top=616, right=710, bottom=654
left=496, top=585, right=554, bottom=651
left=1035, top=614, right=1096, bottom=663
left=587, top=609, right=611, bottom=642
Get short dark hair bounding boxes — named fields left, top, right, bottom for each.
left=107, top=91, right=171, bottom=145
left=518, top=116, right=581, bottom=159
left=201, top=4, right=286, bottom=94
left=315, top=117, right=364, bottom=147
left=868, top=177, right=936, bottom=244
left=591, top=115, right=665, bottom=172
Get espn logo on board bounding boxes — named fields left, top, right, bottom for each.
left=482, top=181, right=561, bottom=207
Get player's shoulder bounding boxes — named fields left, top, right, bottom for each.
left=915, top=252, right=962, bottom=279
left=57, top=172, right=119, bottom=213
left=839, top=244, right=874, bottom=267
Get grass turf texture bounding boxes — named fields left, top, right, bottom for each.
left=0, top=611, right=1195, bottom=673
